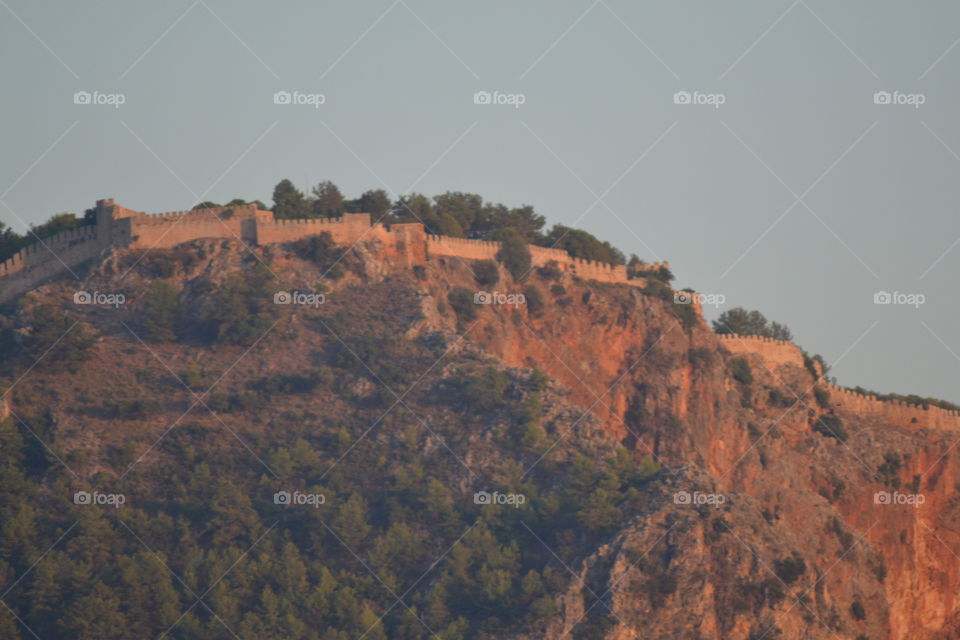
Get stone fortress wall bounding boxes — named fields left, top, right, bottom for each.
left=0, top=198, right=670, bottom=303
left=2, top=198, right=956, bottom=432
left=718, top=333, right=960, bottom=431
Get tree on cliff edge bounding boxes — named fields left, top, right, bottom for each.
left=495, top=228, right=532, bottom=281
left=712, top=307, right=793, bottom=341
left=272, top=179, right=310, bottom=219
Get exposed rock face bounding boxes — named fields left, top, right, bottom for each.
left=409, top=254, right=960, bottom=640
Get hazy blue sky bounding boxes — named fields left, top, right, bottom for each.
left=2, top=1, right=958, bottom=402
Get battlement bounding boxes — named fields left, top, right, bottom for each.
left=717, top=333, right=807, bottom=369
left=0, top=198, right=669, bottom=304
left=719, top=333, right=960, bottom=431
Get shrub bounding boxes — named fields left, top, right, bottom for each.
left=774, top=552, right=806, bottom=584
left=293, top=232, right=346, bottom=278
left=523, top=285, right=545, bottom=317
left=877, top=452, right=902, bottom=487
left=730, top=357, right=754, bottom=386
left=813, top=386, right=831, bottom=409
left=550, top=284, right=566, bottom=297
left=462, top=367, right=509, bottom=411
left=473, top=260, right=500, bottom=286
left=851, top=600, right=866, bottom=621
left=495, top=229, right=532, bottom=281
left=448, top=287, right=477, bottom=325
left=412, top=265, right=426, bottom=280
left=141, top=279, right=181, bottom=342
left=536, top=261, right=563, bottom=281
left=813, top=413, right=848, bottom=442
left=23, top=304, right=95, bottom=373
left=713, top=307, right=792, bottom=341
left=198, top=267, right=279, bottom=345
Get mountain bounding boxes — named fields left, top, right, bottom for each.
left=0, top=203, right=957, bottom=640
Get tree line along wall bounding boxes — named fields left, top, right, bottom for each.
left=718, top=333, right=960, bottom=431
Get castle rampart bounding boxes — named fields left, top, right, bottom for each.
left=719, top=333, right=960, bottom=431
left=1, top=198, right=668, bottom=304
left=717, top=334, right=807, bottom=369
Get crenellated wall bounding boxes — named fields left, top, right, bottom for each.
left=424, top=234, right=671, bottom=285
left=717, top=334, right=807, bottom=369
left=719, top=333, right=960, bottom=431
left=1, top=197, right=671, bottom=304
left=821, top=382, right=960, bottom=431
left=257, top=214, right=371, bottom=246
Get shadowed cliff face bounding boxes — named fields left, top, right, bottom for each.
left=3, top=238, right=959, bottom=640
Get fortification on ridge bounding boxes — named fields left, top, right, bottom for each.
left=0, top=198, right=670, bottom=304
left=719, top=332, right=960, bottom=432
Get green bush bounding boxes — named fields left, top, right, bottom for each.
left=851, top=600, right=866, bottom=621
left=462, top=367, right=509, bottom=411
left=448, top=287, right=477, bottom=325
left=141, top=279, right=181, bottom=342
left=536, top=261, right=563, bottom=281
left=23, top=304, right=95, bottom=373
left=523, top=285, right=545, bottom=317
left=473, top=259, right=500, bottom=286
left=293, top=231, right=346, bottom=278
left=774, top=552, right=806, bottom=584
left=730, top=357, right=754, bottom=386
left=496, top=229, right=532, bottom=281
left=198, top=267, right=279, bottom=345
left=813, top=412, right=848, bottom=442
left=813, top=386, right=831, bottom=409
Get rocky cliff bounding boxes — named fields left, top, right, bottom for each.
left=0, top=234, right=956, bottom=640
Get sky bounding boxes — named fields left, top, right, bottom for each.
left=1, top=1, right=958, bottom=402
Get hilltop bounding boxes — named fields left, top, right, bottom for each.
left=0, top=196, right=959, bottom=639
